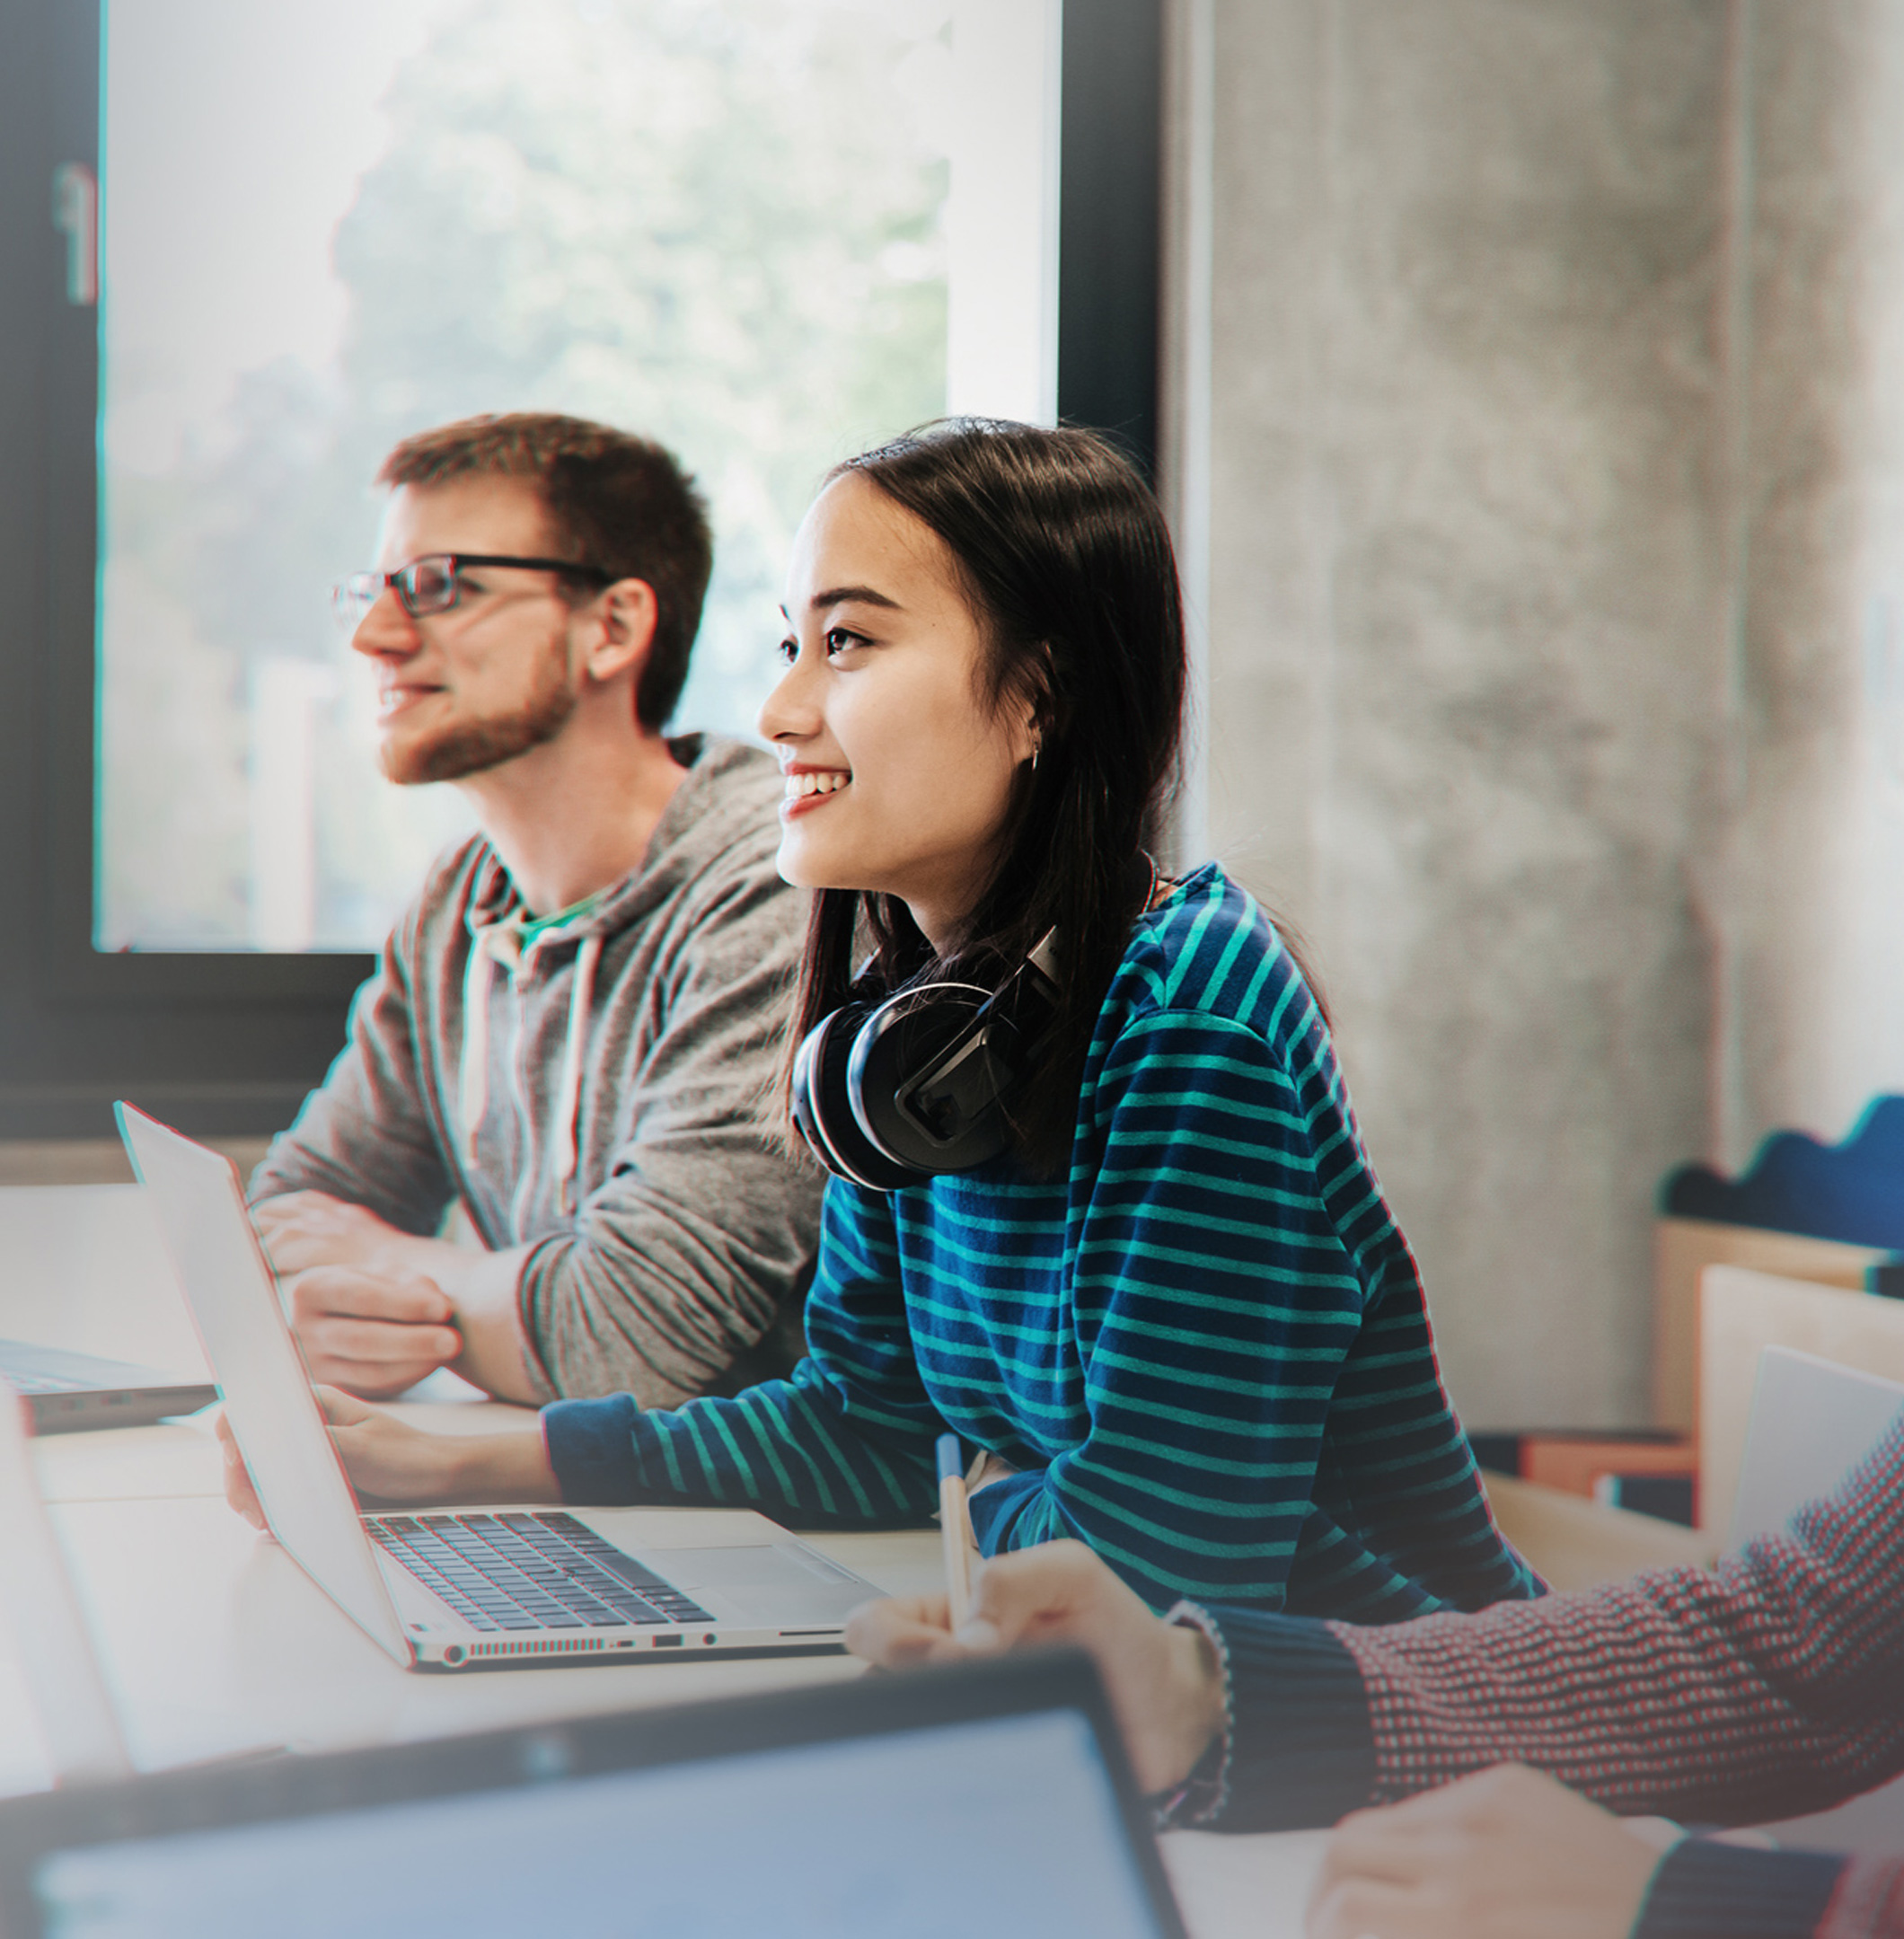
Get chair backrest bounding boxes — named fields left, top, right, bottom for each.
left=1651, top=1219, right=1882, bottom=1433
left=1662, top=1096, right=1904, bottom=1248
left=1730, top=1344, right=1904, bottom=1548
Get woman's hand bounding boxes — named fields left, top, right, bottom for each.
left=1307, top=1765, right=1667, bottom=1939
left=844, top=1539, right=1224, bottom=1795
left=216, top=1386, right=560, bottom=1528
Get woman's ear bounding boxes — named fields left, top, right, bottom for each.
left=1013, top=647, right=1058, bottom=766
left=582, top=577, right=659, bottom=683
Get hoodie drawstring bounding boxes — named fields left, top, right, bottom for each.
left=549, top=932, right=603, bottom=1209
left=458, top=932, right=498, bottom=1168
left=459, top=912, right=602, bottom=1211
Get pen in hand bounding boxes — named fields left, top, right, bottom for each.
left=937, top=1432, right=974, bottom=1629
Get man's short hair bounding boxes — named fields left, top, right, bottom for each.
left=377, top=413, right=713, bottom=732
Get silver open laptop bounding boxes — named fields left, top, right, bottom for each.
left=117, top=1104, right=884, bottom=1671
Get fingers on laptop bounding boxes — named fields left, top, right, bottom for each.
left=220, top=1388, right=442, bottom=1525
left=216, top=1412, right=267, bottom=1530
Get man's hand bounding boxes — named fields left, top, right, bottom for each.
left=844, top=1540, right=1223, bottom=1795
left=256, top=1193, right=539, bottom=1404
left=217, top=1387, right=560, bottom=1525
left=1307, top=1765, right=1667, bottom=1939
left=282, top=1265, right=463, bottom=1399
left=254, top=1191, right=420, bottom=1277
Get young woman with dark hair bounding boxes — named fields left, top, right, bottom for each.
left=229, top=419, right=1539, bottom=1620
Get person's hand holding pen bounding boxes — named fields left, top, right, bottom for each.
left=849, top=1514, right=1224, bottom=1797
left=936, top=1434, right=978, bottom=1626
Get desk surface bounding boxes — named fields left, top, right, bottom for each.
left=0, top=1185, right=1321, bottom=1939
left=14, top=1408, right=956, bottom=1785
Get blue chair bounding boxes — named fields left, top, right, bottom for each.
left=1662, top=1095, right=1904, bottom=1258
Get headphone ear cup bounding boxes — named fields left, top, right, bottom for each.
left=790, top=1005, right=926, bottom=1192
left=847, top=988, right=1013, bottom=1176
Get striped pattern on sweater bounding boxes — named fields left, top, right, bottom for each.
left=543, top=862, right=1538, bottom=1616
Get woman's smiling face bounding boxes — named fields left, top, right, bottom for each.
left=761, top=472, right=1037, bottom=947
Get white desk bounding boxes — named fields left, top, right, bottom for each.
left=0, top=1185, right=1323, bottom=1938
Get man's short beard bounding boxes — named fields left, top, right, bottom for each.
left=380, top=653, right=580, bottom=786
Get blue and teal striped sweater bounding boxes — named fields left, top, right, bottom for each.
left=545, top=864, right=1540, bottom=1617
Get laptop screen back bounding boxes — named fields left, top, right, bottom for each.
left=12, top=1661, right=1183, bottom=1939
left=115, top=1106, right=410, bottom=1665
left=1730, top=1345, right=1904, bottom=1547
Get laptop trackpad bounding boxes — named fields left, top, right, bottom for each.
left=650, top=1545, right=870, bottom=1626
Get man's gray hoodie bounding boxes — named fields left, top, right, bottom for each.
left=251, top=736, right=823, bottom=1405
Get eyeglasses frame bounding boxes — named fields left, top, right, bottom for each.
left=332, top=552, right=615, bottom=626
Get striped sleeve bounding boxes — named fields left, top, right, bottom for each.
left=965, top=1006, right=1382, bottom=1609
left=539, top=1181, right=941, bottom=1524
left=1263, top=993, right=1538, bottom=1622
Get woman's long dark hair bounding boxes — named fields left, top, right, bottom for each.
left=789, top=418, right=1187, bottom=1174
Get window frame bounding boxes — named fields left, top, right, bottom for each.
left=0, top=0, right=1161, bottom=1139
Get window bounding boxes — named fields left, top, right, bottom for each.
left=0, top=0, right=1158, bottom=1134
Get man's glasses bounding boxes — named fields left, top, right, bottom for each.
left=331, top=553, right=613, bottom=627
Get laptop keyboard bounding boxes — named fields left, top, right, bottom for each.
left=367, top=1510, right=716, bottom=1635
left=4, top=1370, right=81, bottom=1394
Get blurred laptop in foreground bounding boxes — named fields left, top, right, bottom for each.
left=0, top=1650, right=1186, bottom=1939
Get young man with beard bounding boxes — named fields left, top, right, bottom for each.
left=249, top=413, right=822, bottom=1407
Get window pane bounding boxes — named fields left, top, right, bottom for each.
left=97, top=0, right=956, bottom=950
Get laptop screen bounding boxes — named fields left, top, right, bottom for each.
left=30, top=1706, right=1168, bottom=1939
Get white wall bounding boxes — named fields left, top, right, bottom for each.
left=1723, top=0, right=1904, bottom=1162
left=1164, top=0, right=1904, bottom=1428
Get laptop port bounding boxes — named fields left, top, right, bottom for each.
left=651, top=1635, right=683, bottom=1648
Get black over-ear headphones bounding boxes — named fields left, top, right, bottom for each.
left=790, top=935, right=1062, bottom=1192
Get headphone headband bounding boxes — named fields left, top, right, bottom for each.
left=791, top=937, right=1061, bottom=1191
left=790, top=849, right=1156, bottom=1191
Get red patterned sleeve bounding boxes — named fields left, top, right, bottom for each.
left=1332, top=1421, right=1904, bottom=1821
